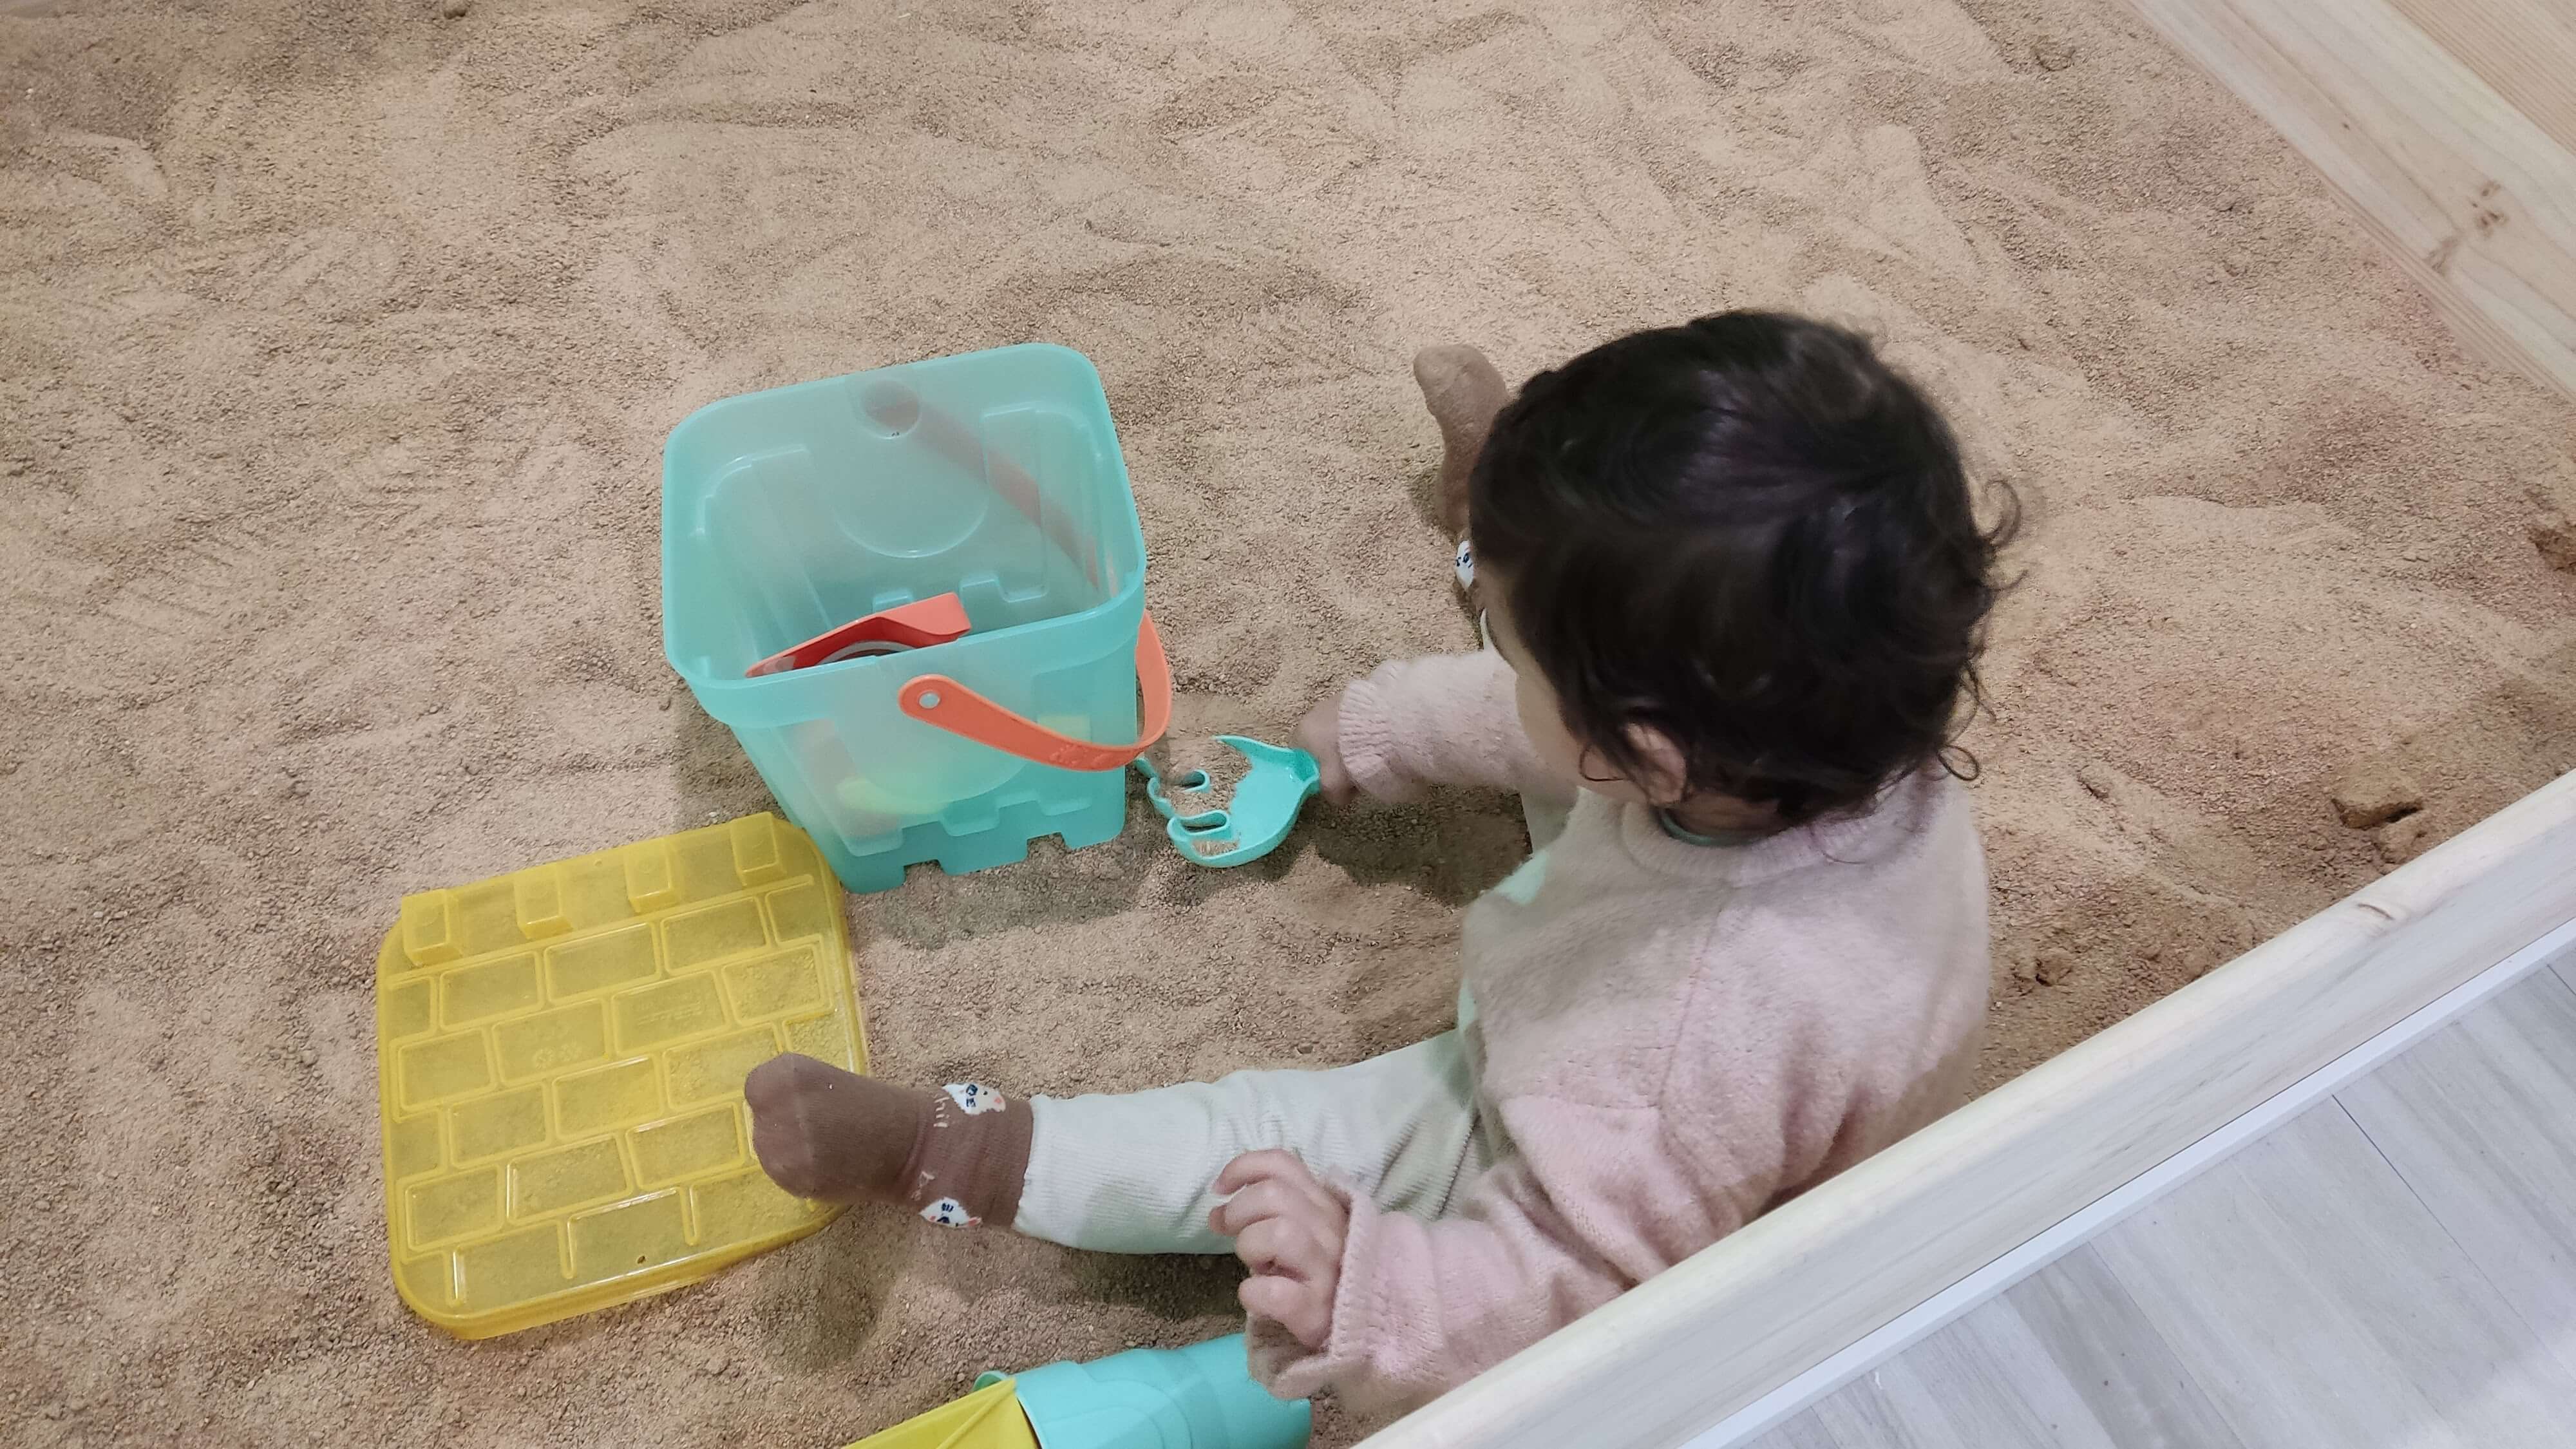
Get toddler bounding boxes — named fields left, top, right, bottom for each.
left=744, top=312, right=2011, bottom=1415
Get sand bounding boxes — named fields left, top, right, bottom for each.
left=5, top=0, right=2574, bottom=1443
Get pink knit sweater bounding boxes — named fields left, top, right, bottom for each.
left=1249, top=650, right=1991, bottom=1413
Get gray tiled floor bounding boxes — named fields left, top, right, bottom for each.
left=1751, top=944, right=2576, bottom=1449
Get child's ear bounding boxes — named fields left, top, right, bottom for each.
left=1621, top=724, right=1694, bottom=806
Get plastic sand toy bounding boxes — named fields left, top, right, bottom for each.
left=848, top=1335, right=1311, bottom=1449
left=374, top=813, right=866, bottom=1338
left=1137, top=737, right=1322, bottom=868
left=663, top=345, right=1170, bottom=895
left=746, top=592, right=973, bottom=677
left=849, top=1379, right=1039, bottom=1449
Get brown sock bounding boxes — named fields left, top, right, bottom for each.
left=1412, top=343, right=1510, bottom=538
left=743, top=1054, right=1032, bottom=1229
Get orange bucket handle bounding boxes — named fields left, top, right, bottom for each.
left=897, top=610, right=1173, bottom=772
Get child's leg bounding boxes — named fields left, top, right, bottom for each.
left=743, top=1034, right=1487, bottom=1251
left=1412, top=345, right=1508, bottom=542
left=744, top=1057, right=1037, bottom=1229
left=1015, top=1032, right=1484, bottom=1254
left=1413, top=345, right=1571, bottom=851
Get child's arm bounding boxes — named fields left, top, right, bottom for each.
left=1311, top=649, right=1568, bottom=804
left=1244, top=1097, right=1756, bottom=1416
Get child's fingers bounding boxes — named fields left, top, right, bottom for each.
left=1295, top=695, right=1356, bottom=806
left=1214, top=1148, right=1312, bottom=1197
left=1239, top=1274, right=1331, bottom=1349
left=1208, top=1178, right=1300, bottom=1238
left=1314, top=753, right=1354, bottom=807
left=1284, top=1167, right=1342, bottom=1217
left=1232, top=1217, right=1327, bottom=1279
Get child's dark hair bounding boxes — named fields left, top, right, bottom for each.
left=1470, top=311, right=2016, bottom=827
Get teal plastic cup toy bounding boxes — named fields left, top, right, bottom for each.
left=980, top=1334, right=1313, bottom=1449
left=661, top=345, right=1173, bottom=894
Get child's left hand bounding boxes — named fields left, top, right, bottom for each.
left=1209, top=1150, right=1348, bottom=1349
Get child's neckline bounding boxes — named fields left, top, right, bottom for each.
left=1655, top=808, right=1764, bottom=849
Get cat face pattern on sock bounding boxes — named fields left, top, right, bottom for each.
left=904, top=1081, right=1019, bottom=1229
left=740, top=1057, right=1030, bottom=1227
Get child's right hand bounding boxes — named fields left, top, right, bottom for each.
left=1295, top=687, right=1356, bottom=805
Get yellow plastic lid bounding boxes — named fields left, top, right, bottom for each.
left=375, top=813, right=867, bottom=1338
left=845, top=1379, right=1040, bottom=1449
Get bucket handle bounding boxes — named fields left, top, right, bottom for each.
left=897, top=610, right=1173, bottom=772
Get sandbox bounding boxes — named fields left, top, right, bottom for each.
left=4, top=1, right=2571, bottom=1445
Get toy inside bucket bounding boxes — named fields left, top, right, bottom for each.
left=661, top=345, right=1167, bottom=894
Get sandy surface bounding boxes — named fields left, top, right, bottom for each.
left=6, top=0, right=2575, bottom=1443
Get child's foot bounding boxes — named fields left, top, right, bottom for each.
left=743, top=1054, right=1031, bottom=1228
left=1412, top=343, right=1510, bottom=538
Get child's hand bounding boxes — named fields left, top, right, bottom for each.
left=1294, top=688, right=1356, bottom=806
left=1209, top=1150, right=1348, bottom=1349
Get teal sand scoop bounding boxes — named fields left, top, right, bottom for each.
left=979, top=1334, right=1313, bottom=1449
left=1135, top=737, right=1322, bottom=867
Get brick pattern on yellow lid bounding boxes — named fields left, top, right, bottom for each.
left=375, top=813, right=866, bottom=1338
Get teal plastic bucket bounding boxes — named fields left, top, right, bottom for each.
left=661, top=345, right=1160, bottom=894
left=980, top=1335, right=1313, bottom=1449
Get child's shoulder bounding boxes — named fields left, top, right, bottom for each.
left=1669, top=777, right=1990, bottom=1040
left=1739, top=772, right=1984, bottom=909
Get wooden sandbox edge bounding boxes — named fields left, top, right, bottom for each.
left=1358, top=768, right=2576, bottom=1449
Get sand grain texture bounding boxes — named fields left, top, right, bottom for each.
left=5, top=0, right=2574, bottom=1444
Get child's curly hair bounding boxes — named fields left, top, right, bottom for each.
left=1470, top=311, right=2016, bottom=828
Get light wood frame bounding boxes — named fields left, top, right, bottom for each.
left=2115, top=0, right=2576, bottom=397
left=1357, top=769, right=2576, bottom=1449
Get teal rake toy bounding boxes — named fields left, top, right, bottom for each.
left=1135, top=737, right=1322, bottom=867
